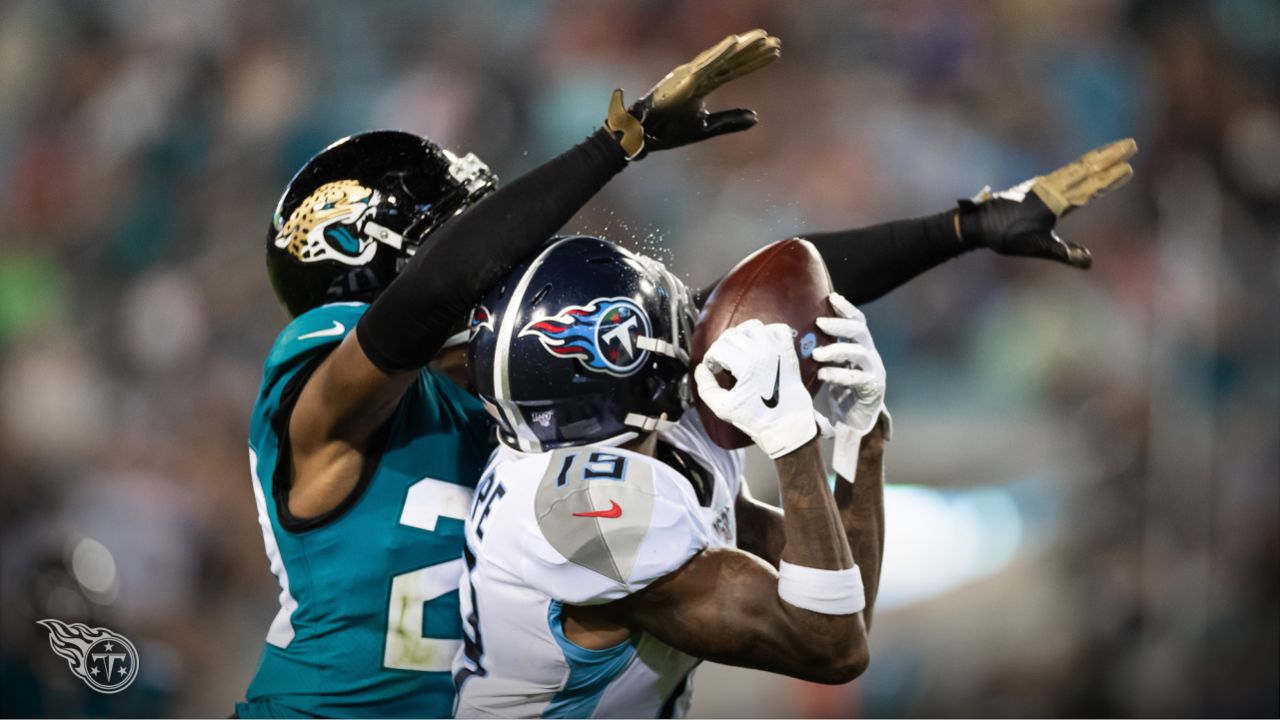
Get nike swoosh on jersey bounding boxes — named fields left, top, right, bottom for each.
left=761, top=359, right=781, bottom=408
left=298, top=321, right=345, bottom=341
left=572, top=500, right=622, bottom=519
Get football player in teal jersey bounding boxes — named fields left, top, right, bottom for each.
left=236, top=31, right=783, bottom=718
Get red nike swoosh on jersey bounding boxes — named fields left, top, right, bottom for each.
left=572, top=500, right=622, bottom=519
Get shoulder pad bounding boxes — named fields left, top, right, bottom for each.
left=265, top=302, right=365, bottom=373
left=533, top=448, right=663, bottom=586
left=537, top=443, right=721, bottom=589
left=283, top=302, right=365, bottom=345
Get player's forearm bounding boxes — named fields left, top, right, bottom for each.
left=734, top=490, right=786, bottom=567
left=356, top=128, right=627, bottom=373
left=774, top=439, right=854, bottom=571
left=804, top=210, right=965, bottom=305
left=834, top=418, right=887, bottom=628
left=767, top=440, right=871, bottom=682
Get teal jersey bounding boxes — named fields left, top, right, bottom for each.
left=237, top=302, right=493, bottom=719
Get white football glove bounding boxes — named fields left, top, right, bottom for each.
left=695, top=319, right=821, bottom=458
left=813, top=292, right=888, bottom=482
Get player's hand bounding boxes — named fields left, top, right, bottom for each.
left=694, top=319, right=819, bottom=459
left=605, top=29, right=781, bottom=160
left=958, top=138, right=1138, bottom=269
left=813, top=293, right=888, bottom=481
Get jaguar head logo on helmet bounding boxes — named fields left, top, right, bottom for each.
left=266, top=130, right=497, bottom=317
left=274, top=179, right=382, bottom=266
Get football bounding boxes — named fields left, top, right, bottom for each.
left=690, top=238, right=835, bottom=449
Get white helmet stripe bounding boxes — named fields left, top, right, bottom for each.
left=493, top=237, right=573, bottom=401
left=492, top=238, right=574, bottom=450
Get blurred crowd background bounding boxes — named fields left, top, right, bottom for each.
left=1, top=0, right=1276, bottom=717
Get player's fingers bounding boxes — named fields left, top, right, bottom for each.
left=1081, top=137, right=1138, bottom=170
left=1027, top=230, right=1092, bottom=269
left=812, top=341, right=873, bottom=368
left=717, top=36, right=781, bottom=75
left=827, top=292, right=862, bottom=321
left=707, top=50, right=780, bottom=89
left=816, top=336, right=884, bottom=378
left=702, top=109, right=758, bottom=138
left=705, top=324, right=757, bottom=371
left=688, top=34, right=739, bottom=72
left=694, top=363, right=732, bottom=407
left=1081, top=162, right=1134, bottom=202
left=761, top=322, right=797, bottom=346
left=816, top=319, right=878, bottom=367
left=1061, top=235, right=1093, bottom=269
left=818, top=366, right=881, bottom=396
left=1056, top=162, right=1133, bottom=210
left=703, top=338, right=741, bottom=373
left=815, top=315, right=866, bottom=340
left=1036, top=139, right=1138, bottom=215
left=721, top=29, right=771, bottom=61
left=733, top=28, right=770, bottom=47
left=713, top=319, right=762, bottom=352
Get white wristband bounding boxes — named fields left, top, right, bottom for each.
left=777, top=560, right=866, bottom=615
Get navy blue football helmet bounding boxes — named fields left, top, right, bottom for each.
left=469, top=236, right=696, bottom=452
left=267, top=131, right=497, bottom=317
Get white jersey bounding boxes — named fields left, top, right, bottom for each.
left=453, top=412, right=744, bottom=718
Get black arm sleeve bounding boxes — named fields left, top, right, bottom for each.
left=356, top=128, right=627, bottom=373
left=802, top=210, right=970, bottom=305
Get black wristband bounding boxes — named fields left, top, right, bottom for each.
left=357, top=128, right=627, bottom=373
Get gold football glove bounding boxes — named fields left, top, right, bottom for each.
left=959, top=138, right=1138, bottom=268
left=606, top=29, right=781, bottom=160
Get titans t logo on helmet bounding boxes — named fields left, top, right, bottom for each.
left=520, top=297, right=652, bottom=377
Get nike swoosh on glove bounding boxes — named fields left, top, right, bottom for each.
left=694, top=319, right=821, bottom=459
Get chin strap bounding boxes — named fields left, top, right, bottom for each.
left=624, top=412, right=676, bottom=432
left=440, top=329, right=470, bottom=350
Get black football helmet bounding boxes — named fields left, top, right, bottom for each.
left=469, top=236, right=696, bottom=452
left=267, top=131, right=497, bottom=317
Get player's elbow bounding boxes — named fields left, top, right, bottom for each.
left=826, top=642, right=871, bottom=684
left=794, top=626, right=870, bottom=684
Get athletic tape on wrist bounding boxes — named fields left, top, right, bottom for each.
left=778, top=560, right=866, bottom=615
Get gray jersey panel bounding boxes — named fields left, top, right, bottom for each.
left=535, top=449, right=656, bottom=585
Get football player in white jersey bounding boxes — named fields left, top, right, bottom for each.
left=457, top=235, right=888, bottom=718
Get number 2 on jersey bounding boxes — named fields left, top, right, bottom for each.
left=384, top=477, right=471, bottom=673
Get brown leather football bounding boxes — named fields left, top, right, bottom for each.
left=690, top=238, right=834, bottom=449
